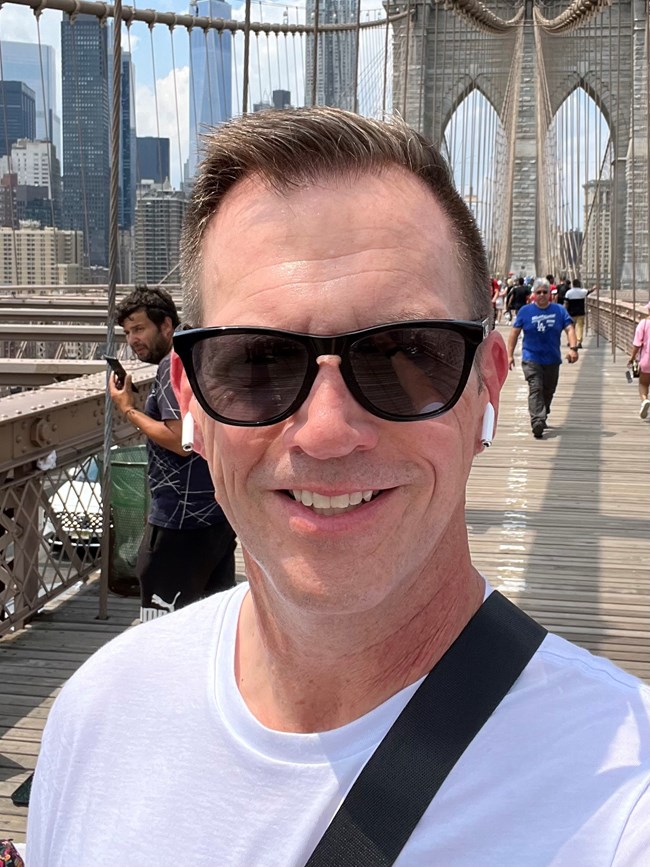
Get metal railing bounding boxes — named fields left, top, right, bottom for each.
left=0, top=363, right=154, bottom=635
left=587, top=296, right=646, bottom=357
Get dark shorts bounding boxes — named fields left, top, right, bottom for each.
left=137, top=521, right=237, bottom=612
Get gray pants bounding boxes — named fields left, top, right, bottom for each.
left=522, top=361, right=560, bottom=428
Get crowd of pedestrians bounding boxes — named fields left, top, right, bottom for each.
left=494, top=272, right=648, bottom=434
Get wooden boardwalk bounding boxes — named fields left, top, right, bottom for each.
left=1, top=330, right=648, bottom=842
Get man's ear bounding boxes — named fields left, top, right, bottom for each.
left=170, top=350, right=207, bottom=458
left=161, top=315, right=175, bottom=342
left=484, top=329, right=509, bottom=394
left=476, top=330, right=509, bottom=453
left=170, top=349, right=191, bottom=414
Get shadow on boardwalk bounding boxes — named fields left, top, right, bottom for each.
left=1, top=332, right=648, bottom=840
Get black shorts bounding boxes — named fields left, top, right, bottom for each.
left=137, top=521, right=237, bottom=612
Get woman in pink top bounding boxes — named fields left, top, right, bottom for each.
left=628, top=301, right=650, bottom=419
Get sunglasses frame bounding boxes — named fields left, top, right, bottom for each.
left=173, top=318, right=491, bottom=427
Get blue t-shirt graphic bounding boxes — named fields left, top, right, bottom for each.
left=513, top=302, right=573, bottom=365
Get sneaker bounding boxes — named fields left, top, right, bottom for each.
left=640, top=400, right=650, bottom=420
left=532, top=421, right=545, bottom=439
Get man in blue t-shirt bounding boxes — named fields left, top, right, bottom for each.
left=110, top=286, right=236, bottom=620
left=507, top=278, right=579, bottom=439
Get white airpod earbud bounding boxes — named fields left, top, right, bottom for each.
left=181, top=412, right=195, bottom=453
left=480, top=402, right=496, bottom=448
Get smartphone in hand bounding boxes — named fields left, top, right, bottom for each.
left=104, top=355, right=139, bottom=392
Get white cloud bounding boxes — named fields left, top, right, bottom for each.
left=136, top=66, right=190, bottom=188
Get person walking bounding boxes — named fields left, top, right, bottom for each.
left=628, top=301, right=650, bottom=419
left=563, top=279, right=594, bottom=348
left=508, top=277, right=579, bottom=438
left=506, top=276, right=530, bottom=319
left=109, top=286, right=237, bottom=620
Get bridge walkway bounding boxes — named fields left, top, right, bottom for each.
left=1, top=329, right=649, bottom=841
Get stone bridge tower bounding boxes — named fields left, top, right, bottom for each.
left=392, top=0, right=649, bottom=292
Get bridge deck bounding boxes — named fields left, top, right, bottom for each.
left=1, top=331, right=648, bottom=840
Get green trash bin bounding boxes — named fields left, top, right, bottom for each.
left=108, top=444, right=150, bottom=596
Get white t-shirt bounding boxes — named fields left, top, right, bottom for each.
left=27, top=583, right=650, bottom=867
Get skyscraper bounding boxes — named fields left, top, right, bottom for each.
left=0, top=41, right=60, bottom=155
left=137, top=137, right=171, bottom=185
left=188, top=0, right=232, bottom=178
left=0, top=82, right=36, bottom=158
left=134, top=186, right=187, bottom=283
left=61, top=14, right=109, bottom=266
left=0, top=138, right=62, bottom=226
left=305, top=0, right=358, bottom=110
left=108, top=38, right=137, bottom=230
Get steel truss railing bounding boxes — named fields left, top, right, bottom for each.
left=0, top=364, right=154, bottom=635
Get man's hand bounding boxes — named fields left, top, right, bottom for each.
left=108, top=372, right=136, bottom=414
left=508, top=355, right=516, bottom=371
left=566, top=348, right=579, bottom=364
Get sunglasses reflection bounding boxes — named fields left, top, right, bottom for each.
left=368, top=332, right=448, bottom=415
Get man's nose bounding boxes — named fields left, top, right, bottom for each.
left=283, top=356, right=379, bottom=459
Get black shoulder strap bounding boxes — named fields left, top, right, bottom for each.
left=304, top=591, right=547, bottom=867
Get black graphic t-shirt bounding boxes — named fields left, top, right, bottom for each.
left=144, top=354, right=225, bottom=529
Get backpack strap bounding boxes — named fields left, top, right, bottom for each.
left=305, top=591, right=547, bottom=867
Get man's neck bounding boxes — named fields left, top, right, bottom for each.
left=234, top=540, right=484, bottom=733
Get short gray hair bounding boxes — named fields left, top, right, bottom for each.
left=180, top=106, right=491, bottom=326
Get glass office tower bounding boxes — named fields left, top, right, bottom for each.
left=188, top=0, right=232, bottom=179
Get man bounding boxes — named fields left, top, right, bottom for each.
left=556, top=276, right=571, bottom=305
left=507, top=277, right=579, bottom=439
left=109, top=285, right=236, bottom=620
left=506, top=276, right=529, bottom=318
left=27, top=109, right=649, bottom=866
left=545, top=273, right=557, bottom=301
left=564, top=279, right=595, bottom=348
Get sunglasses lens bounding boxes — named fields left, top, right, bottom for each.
left=349, top=327, right=467, bottom=417
left=191, top=333, right=309, bottom=423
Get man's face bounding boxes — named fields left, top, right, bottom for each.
left=122, top=309, right=173, bottom=364
left=183, top=168, right=506, bottom=613
left=533, top=287, right=550, bottom=309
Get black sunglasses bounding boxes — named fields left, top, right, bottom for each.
left=173, top=319, right=490, bottom=427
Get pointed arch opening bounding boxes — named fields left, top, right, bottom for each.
left=442, top=88, right=507, bottom=275
left=544, top=85, right=611, bottom=286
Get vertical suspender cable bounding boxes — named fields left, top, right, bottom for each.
left=242, top=0, right=252, bottom=114
left=100, top=0, right=122, bottom=621
left=232, top=28, right=241, bottom=116
left=188, top=21, right=199, bottom=177
left=402, top=0, right=412, bottom=119
left=311, top=0, right=320, bottom=107
left=430, top=0, right=440, bottom=143
left=35, top=14, right=57, bottom=233
left=416, top=0, right=427, bottom=131
left=220, top=31, right=229, bottom=122
left=149, top=25, right=169, bottom=278
left=612, top=1, right=623, bottom=358
left=646, top=2, right=650, bottom=305
left=70, top=23, right=93, bottom=267
left=203, top=28, right=215, bottom=127
left=382, top=6, right=390, bottom=116
left=292, top=8, right=302, bottom=108
left=0, top=40, right=19, bottom=282
left=629, top=2, right=637, bottom=313
left=353, top=0, right=362, bottom=113
left=169, top=27, right=184, bottom=196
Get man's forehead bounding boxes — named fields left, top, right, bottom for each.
left=123, top=309, right=151, bottom=325
left=199, top=168, right=463, bottom=311
left=205, top=166, right=456, bottom=241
